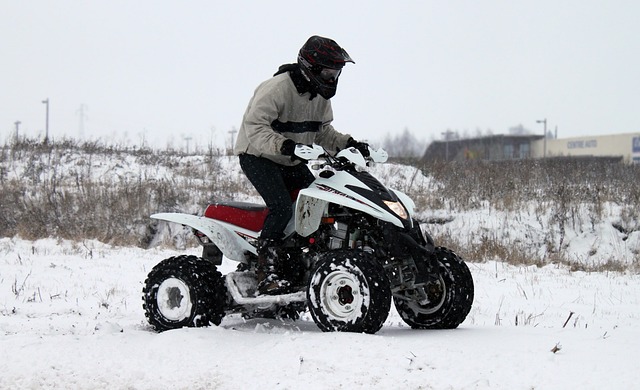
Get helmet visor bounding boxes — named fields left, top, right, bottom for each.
left=318, top=67, right=342, bottom=83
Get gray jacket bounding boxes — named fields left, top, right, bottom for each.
left=234, top=72, right=352, bottom=166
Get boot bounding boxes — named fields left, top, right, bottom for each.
left=255, top=238, right=291, bottom=295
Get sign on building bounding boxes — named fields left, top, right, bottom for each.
left=633, top=137, right=640, bottom=163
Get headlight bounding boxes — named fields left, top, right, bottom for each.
left=383, top=200, right=408, bottom=220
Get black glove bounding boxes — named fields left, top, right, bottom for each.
left=347, top=138, right=370, bottom=157
left=281, top=139, right=304, bottom=161
left=280, top=139, right=297, bottom=156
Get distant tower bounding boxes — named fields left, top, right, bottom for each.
left=14, top=120, right=21, bottom=140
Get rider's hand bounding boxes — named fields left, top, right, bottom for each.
left=280, top=139, right=297, bottom=157
left=347, top=138, right=370, bottom=157
left=281, top=139, right=307, bottom=161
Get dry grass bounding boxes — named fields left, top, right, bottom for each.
left=2, top=137, right=639, bottom=272
left=0, top=137, right=249, bottom=247
left=415, top=158, right=640, bottom=270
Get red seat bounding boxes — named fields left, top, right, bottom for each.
left=204, top=202, right=269, bottom=232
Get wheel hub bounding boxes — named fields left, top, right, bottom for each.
left=410, top=276, right=446, bottom=314
left=337, top=285, right=354, bottom=305
left=157, top=278, right=193, bottom=321
left=320, top=271, right=364, bottom=322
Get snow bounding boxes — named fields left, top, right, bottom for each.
left=2, top=149, right=639, bottom=388
left=2, top=237, right=639, bottom=389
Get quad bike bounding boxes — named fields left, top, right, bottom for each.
left=142, top=145, right=474, bottom=334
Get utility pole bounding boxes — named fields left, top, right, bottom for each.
left=183, top=135, right=193, bottom=154
left=441, top=130, right=455, bottom=161
left=536, top=118, right=547, bottom=158
left=228, top=127, right=237, bottom=155
left=42, top=98, right=50, bottom=144
left=14, top=121, right=21, bottom=141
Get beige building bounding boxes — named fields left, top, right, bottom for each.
left=532, top=132, right=640, bottom=163
left=422, top=132, right=640, bottom=163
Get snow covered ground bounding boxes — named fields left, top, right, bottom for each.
left=1, top=237, right=639, bottom=389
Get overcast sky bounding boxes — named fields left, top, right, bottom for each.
left=2, top=1, right=639, bottom=149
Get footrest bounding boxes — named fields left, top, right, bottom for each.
left=226, top=272, right=306, bottom=308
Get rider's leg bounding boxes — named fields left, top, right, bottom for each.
left=239, top=154, right=314, bottom=294
left=255, top=238, right=291, bottom=295
left=239, top=154, right=294, bottom=239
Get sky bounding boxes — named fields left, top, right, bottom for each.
left=2, top=1, right=639, bottom=150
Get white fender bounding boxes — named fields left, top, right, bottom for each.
left=151, top=213, right=256, bottom=262
left=294, top=172, right=410, bottom=237
left=295, top=194, right=329, bottom=237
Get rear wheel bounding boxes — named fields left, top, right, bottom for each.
left=307, top=250, right=391, bottom=334
left=394, top=247, right=474, bottom=329
left=142, top=255, right=227, bottom=332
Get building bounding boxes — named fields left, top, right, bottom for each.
left=423, top=132, right=640, bottom=163
left=539, top=133, right=640, bottom=163
left=422, top=134, right=543, bottom=162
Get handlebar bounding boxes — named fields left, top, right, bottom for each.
left=294, top=144, right=388, bottom=169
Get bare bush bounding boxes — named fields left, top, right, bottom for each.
left=0, top=137, right=253, bottom=247
left=2, top=137, right=639, bottom=271
left=416, top=157, right=640, bottom=268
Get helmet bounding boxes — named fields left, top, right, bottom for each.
left=297, top=35, right=354, bottom=99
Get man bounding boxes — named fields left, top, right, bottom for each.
left=234, top=35, right=370, bottom=295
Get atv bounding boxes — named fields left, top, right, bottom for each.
left=142, top=145, right=474, bottom=334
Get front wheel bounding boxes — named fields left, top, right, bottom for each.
left=142, top=255, right=227, bottom=332
left=307, top=250, right=391, bottom=334
left=394, top=247, right=474, bottom=329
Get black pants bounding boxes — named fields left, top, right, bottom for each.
left=239, top=154, right=315, bottom=240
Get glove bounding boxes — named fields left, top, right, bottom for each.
left=281, top=139, right=306, bottom=162
left=347, top=138, right=370, bottom=157
left=280, top=139, right=297, bottom=156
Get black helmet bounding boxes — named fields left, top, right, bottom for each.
left=297, top=35, right=354, bottom=99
